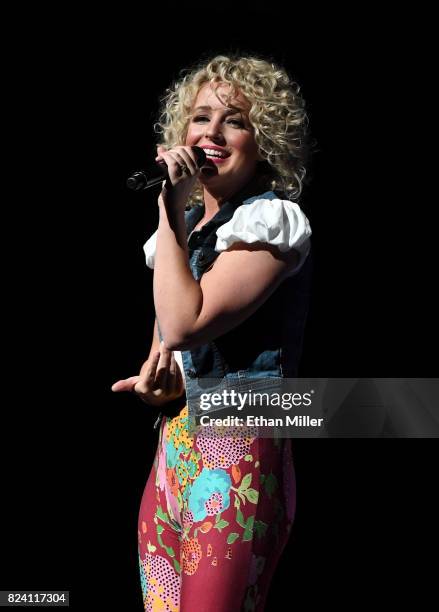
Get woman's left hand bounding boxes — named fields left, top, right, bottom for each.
left=156, top=145, right=201, bottom=210
left=111, top=342, right=185, bottom=406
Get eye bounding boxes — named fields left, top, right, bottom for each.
left=193, top=115, right=209, bottom=122
left=227, top=118, right=245, bottom=128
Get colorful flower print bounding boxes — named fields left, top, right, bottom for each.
left=196, top=429, right=255, bottom=469
left=140, top=552, right=180, bottom=611
left=188, top=468, right=231, bottom=522
left=181, top=537, right=202, bottom=576
left=166, top=468, right=179, bottom=497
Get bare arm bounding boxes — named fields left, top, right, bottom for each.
left=156, top=229, right=298, bottom=351
left=153, top=145, right=299, bottom=352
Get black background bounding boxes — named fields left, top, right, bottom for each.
left=1, top=2, right=437, bottom=609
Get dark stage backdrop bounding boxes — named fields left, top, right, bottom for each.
left=1, top=2, right=437, bottom=610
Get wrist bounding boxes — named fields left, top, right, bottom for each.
left=158, top=200, right=186, bottom=227
left=158, top=184, right=188, bottom=209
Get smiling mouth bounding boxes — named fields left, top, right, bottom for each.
left=202, top=148, right=229, bottom=159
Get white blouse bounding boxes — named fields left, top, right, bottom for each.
left=143, top=198, right=312, bottom=379
left=143, top=197, right=312, bottom=276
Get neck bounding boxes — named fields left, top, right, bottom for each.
left=202, top=189, right=223, bottom=217
left=202, top=173, right=262, bottom=216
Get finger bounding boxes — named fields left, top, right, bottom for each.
left=111, top=376, right=140, bottom=393
left=157, top=151, right=185, bottom=182
left=165, top=151, right=189, bottom=172
left=167, top=351, right=177, bottom=395
left=136, top=352, right=160, bottom=394
left=168, top=151, right=197, bottom=176
left=174, top=147, right=199, bottom=174
left=155, top=341, right=171, bottom=389
left=139, top=351, right=160, bottom=377
left=160, top=150, right=196, bottom=178
left=155, top=145, right=167, bottom=162
left=158, top=340, right=172, bottom=362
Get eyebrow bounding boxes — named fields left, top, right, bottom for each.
left=192, top=105, right=244, bottom=114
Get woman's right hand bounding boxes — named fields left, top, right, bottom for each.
left=111, top=342, right=185, bottom=406
left=156, top=145, right=201, bottom=212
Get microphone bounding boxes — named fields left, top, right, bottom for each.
left=126, top=146, right=207, bottom=191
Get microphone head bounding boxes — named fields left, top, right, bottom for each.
left=126, top=171, right=147, bottom=191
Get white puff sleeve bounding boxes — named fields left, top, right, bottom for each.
left=215, top=198, right=312, bottom=275
left=143, top=229, right=157, bottom=269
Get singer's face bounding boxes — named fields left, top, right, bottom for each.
left=185, top=83, right=261, bottom=197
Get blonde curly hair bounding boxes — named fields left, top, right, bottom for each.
left=154, top=54, right=310, bottom=203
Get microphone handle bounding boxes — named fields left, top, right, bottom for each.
left=127, top=146, right=206, bottom=191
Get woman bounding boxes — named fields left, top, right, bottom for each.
left=113, top=54, right=312, bottom=611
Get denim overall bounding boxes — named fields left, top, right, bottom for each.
left=156, top=189, right=312, bottom=418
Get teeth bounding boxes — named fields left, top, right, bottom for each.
left=204, top=148, right=227, bottom=158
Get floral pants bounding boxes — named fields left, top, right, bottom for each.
left=138, top=406, right=296, bottom=611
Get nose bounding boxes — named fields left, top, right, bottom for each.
left=205, top=116, right=225, bottom=143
